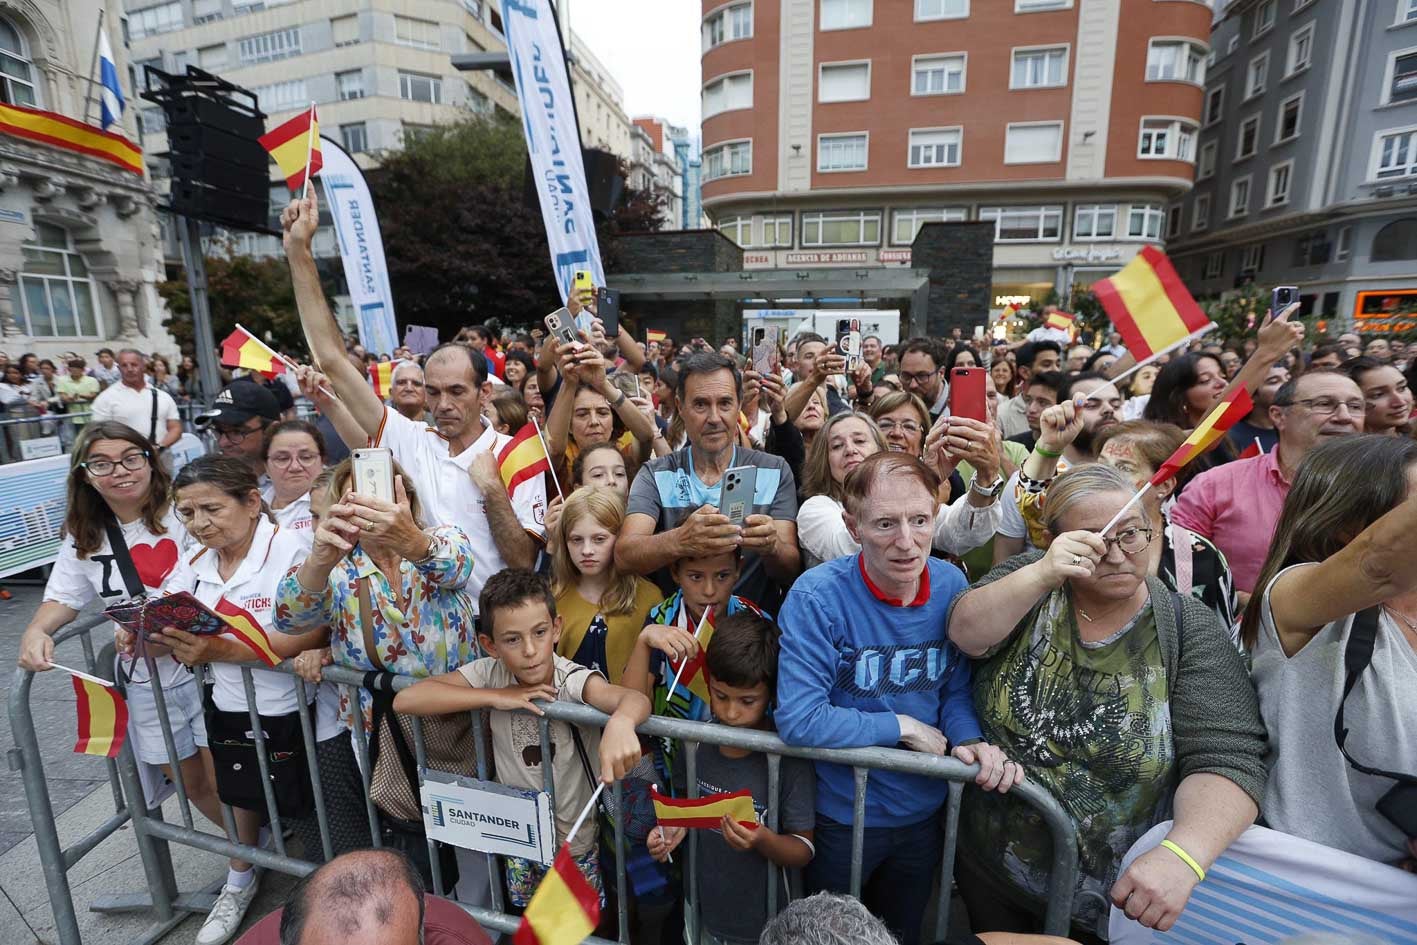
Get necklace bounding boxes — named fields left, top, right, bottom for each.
left=1383, top=604, right=1417, bottom=632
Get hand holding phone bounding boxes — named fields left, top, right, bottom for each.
left=949, top=367, right=988, bottom=423
left=718, top=466, right=758, bottom=526
left=595, top=287, right=621, bottom=337
left=1271, top=286, right=1299, bottom=317
left=544, top=307, right=580, bottom=350
left=351, top=448, right=394, bottom=503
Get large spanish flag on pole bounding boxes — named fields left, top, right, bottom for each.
left=0, top=102, right=142, bottom=175
left=650, top=786, right=757, bottom=830
left=259, top=104, right=322, bottom=192
left=72, top=676, right=128, bottom=758
left=1149, top=390, right=1254, bottom=486
left=220, top=325, right=288, bottom=378
left=214, top=597, right=281, bottom=668
left=511, top=842, right=601, bottom=945
left=1092, top=246, right=1214, bottom=360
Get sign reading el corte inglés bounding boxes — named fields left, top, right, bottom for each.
left=421, top=770, right=556, bottom=864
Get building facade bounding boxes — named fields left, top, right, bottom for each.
left=699, top=0, right=1213, bottom=310
left=0, top=0, right=174, bottom=367
left=1170, top=0, right=1417, bottom=332
left=570, top=30, right=633, bottom=160
left=632, top=116, right=687, bottom=229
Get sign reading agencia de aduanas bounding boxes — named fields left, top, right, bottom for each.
left=421, top=770, right=557, bottom=864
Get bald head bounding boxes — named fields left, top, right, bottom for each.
left=280, top=850, right=424, bottom=945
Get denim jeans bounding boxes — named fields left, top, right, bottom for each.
left=804, top=811, right=944, bottom=945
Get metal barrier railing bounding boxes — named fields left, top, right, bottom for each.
left=9, top=617, right=1081, bottom=945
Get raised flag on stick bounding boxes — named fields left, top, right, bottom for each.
left=258, top=103, right=322, bottom=193
left=1044, top=310, right=1076, bottom=333
left=72, top=674, right=128, bottom=758
left=498, top=419, right=559, bottom=498
left=651, top=785, right=758, bottom=830
left=220, top=325, right=288, bottom=378
left=369, top=359, right=398, bottom=400
left=1091, top=247, right=1216, bottom=389
left=666, top=605, right=714, bottom=704
left=1239, top=437, right=1265, bottom=459
left=512, top=782, right=604, bottom=945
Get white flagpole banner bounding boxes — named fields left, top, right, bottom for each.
left=1109, top=822, right=1417, bottom=945
left=317, top=136, right=399, bottom=356
left=503, top=0, right=606, bottom=304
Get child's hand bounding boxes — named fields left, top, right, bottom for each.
left=598, top=715, right=641, bottom=783
left=647, top=825, right=686, bottom=862
left=720, top=814, right=763, bottom=852
left=486, top=683, right=560, bottom=716
left=640, top=624, right=701, bottom=663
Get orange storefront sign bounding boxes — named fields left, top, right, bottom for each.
left=1354, top=290, right=1417, bottom=333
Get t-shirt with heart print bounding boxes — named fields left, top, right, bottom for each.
left=44, top=510, right=192, bottom=688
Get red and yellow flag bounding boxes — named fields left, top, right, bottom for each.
left=258, top=105, right=322, bottom=191
left=668, top=607, right=716, bottom=705
left=1150, top=390, right=1254, bottom=486
left=1237, top=437, right=1265, bottom=459
left=650, top=786, right=757, bottom=830
left=1044, top=310, right=1076, bottom=332
left=0, top=103, right=143, bottom=175
left=511, top=842, right=600, bottom=945
left=497, top=423, right=551, bottom=492
left=220, top=327, right=287, bottom=378
left=646, top=329, right=668, bottom=345
left=1092, top=247, right=1214, bottom=360
left=369, top=360, right=395, bottom=400
left=73, top=676, right=128, bottom=758
left=214, top=597, right=281, bottom=668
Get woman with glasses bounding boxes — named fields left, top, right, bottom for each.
left=868, top=391, right=931, bottom=456
left=948, top=463, right=1267, bottom=940
left=262, top=420, right=327, bottom=536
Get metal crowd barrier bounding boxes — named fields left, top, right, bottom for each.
left=9, top=617, right=1081, bottom=945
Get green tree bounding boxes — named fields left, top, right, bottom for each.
left=158, top=243, right=312, bottom=355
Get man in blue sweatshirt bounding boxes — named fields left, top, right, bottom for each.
left=777, top=451, right=1022, bottom=945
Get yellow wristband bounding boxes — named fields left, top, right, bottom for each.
left=1159, top=839, right=1205, bottom=882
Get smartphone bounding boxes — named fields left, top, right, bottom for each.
left=611, top=372, right=640, bottom=400
left=1271, top=285, right=1299, bottom=315
left=595, top=287, right=621, bottom=337
left=973, top=325, right=985, bottom=341
left=836, top=318, right=862, bottom=371
left=351, top=448, right=394, bottom=503
left=544, top=307, right=579, bottom=349
left=751, top=325, right=781, bottom=375
left=717, top=465, right=758, bottom=526
left=949, top=367, right=988, bottom=423
left=573, top=269, right=594, bottom=297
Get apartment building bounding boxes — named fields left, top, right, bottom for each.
left=699, top=0, right=1213, bottom=309
left=632, top=116, right=688, bottom=229
left=1170, top=0, right=1417, bottom=331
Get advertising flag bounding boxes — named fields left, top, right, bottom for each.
left=259, top=105, right=322, bottom=191
left=1150, top=390, right=1254, bottom=486
left=72, top=675, right=128, bottom=758
left=213, top=597, right=281, bottom=668
left=497, top=423, right=552, bottom=492
left=1092, top=246, right=1215, bottom=361
left=319, top=137, right=399, bottom=356
left=650, top=786, right=758, bottom=830
left=511, top=842, right=601, bottom=945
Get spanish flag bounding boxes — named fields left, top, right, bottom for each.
left=369, top=360, right=395, bottom=400
left=1092, top=247, right=1215, bottom=361
left=511, top=843, right=600, bottom=945
left=0, top=102, right=143, bottom=175
left=258, top=104, right=322, bottom=191
left=1000, top=302, right=1022, bottom=319
left=1044, top=310, right=1076, bottom=332
left=1237, top=437, right=1265, bottom=459
left=214, top=597, right=281, bottom=668
left=1149, top=390, right=1254, bottom=486
left=650, top=786, right=758, bottom=830
left=72, top=676, right=128, bottom=758
left=497, top=422, right=552, bottom=492
left=646, top=329, right=667, bottom=344
left=668, top=607, right=716, bottom=705
left=220, top=326, right=287, bottom=378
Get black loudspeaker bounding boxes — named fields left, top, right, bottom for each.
left=522, top=148, right=625, bottom=222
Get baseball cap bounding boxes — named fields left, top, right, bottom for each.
left=195, top=379, right=282, bottom=428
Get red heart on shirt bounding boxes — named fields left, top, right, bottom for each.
left=129, top=539, right=179, bottom=589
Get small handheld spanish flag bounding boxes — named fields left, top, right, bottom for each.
left=497, top=422, right=552, bottom=492
left=214, top=597, right=281, bottom=668
left=258, top=103, right=322, bottom=192
left=667, top=606, right=716, bottom=705
left=1149, top=390, right=1254, bottom=487
left=369, top=360, right=396, bottom=400
left=1044, top=310, right=1076, bottom=332
left=511, top=842, right=600, bottom=945
left=650, top=786, right=758, bottom=830
left=72, top=675, right=128, bottom=758
left=220, top=326, right=287, bottom=378
left=646, top=329, right=667, bottom=345
left=1092, top=247, right=1215, bottom=361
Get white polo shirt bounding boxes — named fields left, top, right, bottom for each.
left=271, top=494, right=313, bottom=543
left=372, top=406, right=546, bottom=611
left=90, top=381, right=179, bottom=444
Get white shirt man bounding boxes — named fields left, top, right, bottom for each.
left=90, top=349, right=182, bottom=448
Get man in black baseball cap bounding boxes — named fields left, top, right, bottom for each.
left=195, top=378, right=283, bottom=495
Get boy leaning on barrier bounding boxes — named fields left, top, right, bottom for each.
left=647, top=611, right=815, bottom=945
left=393, top=568, right=650, bottom=911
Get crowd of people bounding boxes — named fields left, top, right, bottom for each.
left=14, top=192, right=1417, bottom=945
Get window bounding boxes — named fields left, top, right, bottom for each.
left=1373, top=219, right=1417, bottom=260
left=1017, top=0, right=1072, bottom=9
left=818, top=62, right=870, bottom=103
left=128, top=2, right=183, bottom=40
left=197, top=44, right=227, bottom=71
left=0, top=18, right=37, bottom=106
left=1391, top=52, right=1417, bottom=103
left=1197, top=141, right=1218, bottom=179
left=399, top=71, right=443, bottom=104
left=466, top=84, right=491, bottom=114
left=703, top=140, right=752, bottom=180
left=1246, top=52, right=1269, bottom=99
left=138, top=106, right=165, bottom=134
left=1292, top=230, right=1331, bottom=266
left=1276, top=93, right=1302, bottom=142
left=1203, top=252, right=1224, bottom=279
left=801, top=210, right=881, bottom=246
left=892, top=208, right=966, bottom=244
left=818, top=133, right=869, bottom=171
left=719, top=215, right=751, bottom=247
left=1193, top=194, right=1211, bottom=231
left=908, top=128, right=961, bottom=167
left=1011, top=46, right=1068, bottom=88
left=239, top=28, right=302, bottom=64
left=394, top=16, right=440, bottom=49
left=915, top=0, right=967, bottom=19
left=979, top=205, right=1064, bottom=241
left=192, top=0, right=222, bottom=23
left=340, top=122, right=368, bottom=154
left=253, top=80, right=308, bottom=113
left=1073, top=204, right=1117, bottom=240
left=1286, top=23, right=1314, bottom=76
left=1240, top=243, right=1265, bottom=272
left=913, top=54, right=966, bottom=95
left=1237, top=114, right=1261, bottom=159
left=1266, top=161, right=1293, bottom=207
left=1230, top=176, right=1252, bottom=218
left=1405, top=0, right=1417, bottom=23
left=704, top=72, right=753, bottom=116
left=1335, top=225, right=1352, bottom=262
left=1004, top=122, right=1064, bottom=164
left=19, top=223, right=100, bottom=338
left=1254, top=0, right=1276, bottom=37
left=1138, top=118, right=1196, bottom=161
left=1203, top=86, right=1224, bottom=126
left=1228, top=36, right=1239, bottom=55
left=1377, top=128, right=1417, bottom=179
left=332, top=15, right=359, bottom=47
left=821, top=0, right=872, bottom=30
left=702, top=1, right=752, bottom=51
left=402, top=123, right=436, bottom=144
left=1127, top=204, right=1166, bottom=239
left=337, top=70, right=365, bottom=101
left=1167, top=204, right=1183, bottom=238
left=761, top=214, right=793, bottom=247
left=1146, top=40, right=1206, bottom=84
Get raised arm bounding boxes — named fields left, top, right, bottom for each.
left=1224, top=304, right=1304, bottom=408
left=297, top=366, right=367, bottom=452
left=281, top=193, right=384, bottom=438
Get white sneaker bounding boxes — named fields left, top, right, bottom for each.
left=195, top=876, right=260, bottom=945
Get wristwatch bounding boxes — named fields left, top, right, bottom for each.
left=970, top=476, right=1006, bottom=499
left=609, top=388, right=627, bottom=408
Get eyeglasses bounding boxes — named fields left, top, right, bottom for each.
left=899, top=370, right=939, bottom=386
left=80, top=451, right=149, bottom=477
left=268, top=451, right=322, bottom=469
left=876, top=419, right=922, bottom=435
left=216, top=424, right=264, bottom=443
left=1102, top=526, right=1155, bottom=556
left=1286, top=397, right=1365, bottom=416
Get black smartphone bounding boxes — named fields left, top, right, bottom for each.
left=1271, top=286, right=1299, bottom=315
left=595, top=287, right=621, bottom=337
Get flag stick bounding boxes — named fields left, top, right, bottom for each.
left=530, top=414, right=564, bottom=500
left=1084, top=324, right=1218, bottom=400
left=652, top=783, right=673, bottom=863
left=300, top=101, right=317, bottom=200
left=233, top=322, right=336, bottom=398
left=81, top=10, right=106, bottom=129
left=666, top=605, right=713, bottom=700
left=566, top=781, right=605, bottom=848
left=1254, top=436, right=1265, bottom=455
left=48, top=661, right=115, bottom=689
left=1099, top=482, right=1152, bottom=537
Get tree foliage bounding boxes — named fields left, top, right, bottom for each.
left=157, top=244, right=309, bottom=354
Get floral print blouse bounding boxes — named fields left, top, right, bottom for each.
left=274, top=525, right=479, bottom=732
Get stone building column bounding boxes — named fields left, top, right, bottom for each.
left=0, top=268, right=21, bottom=338
left=106, top=279, right=140, bottom=339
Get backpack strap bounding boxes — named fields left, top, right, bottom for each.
left=104, top=517, right=147, bottom=598
left=1331, top=607, right=1413, bottom=783
left=149, top=388, right=160, bottom=446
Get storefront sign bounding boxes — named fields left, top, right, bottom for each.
left=878, top=249, right=913, bottom=264
left=742, top=252, right=774, bottom=269
left=1052, top=246, right=1122, bottom=263
left=1354, top=289, right=1417, bottom=332
left=421, top=770, right=556, bottom=865
left=783, top=251, right=869, bottom=265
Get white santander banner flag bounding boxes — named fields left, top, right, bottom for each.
left=503, top=0, right=606, bottom=304
left=1110, top=822, right=1417, bottom=945
left=318, top=137, right=399, bottom=356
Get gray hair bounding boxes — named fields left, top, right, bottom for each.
left=758, top=893, right=899, bottom=945
left=1043, top=462, right=1136, bottom=535
left=392, top=360, right=424, bottom=381
left=117, top=347, right=146, bottom=360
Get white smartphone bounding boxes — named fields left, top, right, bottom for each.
left=718, top=465, right=758, bottom=526
left=544, top=307, right=579, bottom=348
left=350, top=448, right=394, bottom=503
